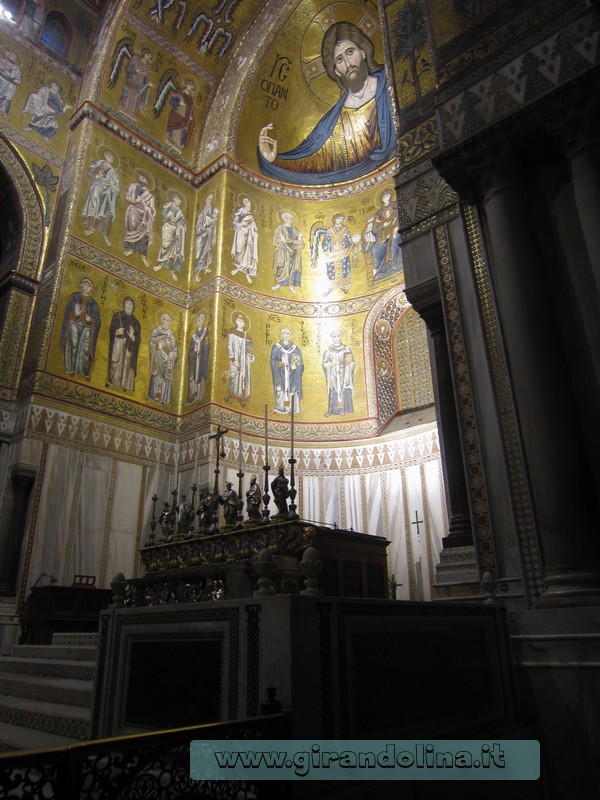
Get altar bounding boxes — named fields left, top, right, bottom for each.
left=123, top=519, right=390, bottom=606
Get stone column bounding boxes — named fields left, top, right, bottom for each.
left=471, top=144, right=600, bottom=607
left=408, top=284, right=473, bottom=548
left=551, top=100, right=600, bottom=300
left=0, top=465, right=36, bottom=596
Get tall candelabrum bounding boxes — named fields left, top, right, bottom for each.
left=236, top=413, right=244, bottom=526
left=209, top=424, right=228, bottom=531
left=261, top=404, right=271, bottom=524
left=288, top=395, right=298, bottom=519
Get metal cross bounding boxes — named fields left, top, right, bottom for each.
left=412, top=510, right=424, bottom=537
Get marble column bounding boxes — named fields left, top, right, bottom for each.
left=0, top=465, right=36, bottom=596
left=408, top=284, right=473, bottom=548
left=473, top=143, right=600, bottom=607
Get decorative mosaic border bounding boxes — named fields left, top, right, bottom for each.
left=434, top=223, right=496, bottom=577
left=437, top=9, right=600, bottom=148
left=462, top=205, right=543, bottom=604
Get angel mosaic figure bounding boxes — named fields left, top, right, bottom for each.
left=109, top=40, right=154, bottom=118
left=153, top=71, right=196, bottom=152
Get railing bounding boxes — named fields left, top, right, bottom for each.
left=0, top=713, right=290, bottom=799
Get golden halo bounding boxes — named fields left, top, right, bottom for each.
left=278, top=325, right=296, bottom=340
left=229, top=309, right=251, bottom=332
left=94, top=146, right=120, bottom=169
left=154, top=308, right=174, bottom=326
left=376, top=186, right=396, bottom=208
left=0, top=48, right=22, bottom=68
left=192, top=308, right=208, bottom=326
left=276, top=208, right=298, bottom=225
left=133, top=169, right=155, bottom=191
left=236, top=194, right=256, bottom=214
left=167, top=189, right=186, bottom=209
left=300, top=3, right=381, bottom=106
left=328, top=327, right=349, bottom=342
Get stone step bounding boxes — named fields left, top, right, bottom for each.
left=0, top=657, right=95, bottom=681
left=0, top=672, right=93, bottom=708
left=51, top=632, right=98, bottom=647
left=0, top=695, right=89, bottom=740
left=10, top=644, right=97, bottom=662
left=0, top=720, right=80, bottom=753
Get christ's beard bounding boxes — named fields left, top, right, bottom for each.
left=342, top=59, right=369, bottom=94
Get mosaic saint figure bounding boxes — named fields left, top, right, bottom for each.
left=82, top=151, right=120, bottom=246
left=123, top=172, right=155, bottom=266
left=147, top=313, right=178, bottom=405
left=224, top=313, right=253, bottom=406
left=187, top=312, right=210, bottom=404
left=322, top=330, right=355, bottom=416
left=311, top=214, right=355, bottom=296
left=60, top=278, right=101, bottom=379
left=153, top=194, right=186, bottom=281
left=194, top=192, right=218, bottom=280
left=106, top=296, right=141, bottom=392
left=270, top=328, right=303, bottom=414
left=258, top=22, right=394, bottom=185
left=363, top=189, right=403, bottom=278
left=0, top=51, right=21, bottom=115
left=23, top=80, right=69, bottom=139
left=272, top=211, right=304, bottom=293
left=231, top=197, right=258, bottom=284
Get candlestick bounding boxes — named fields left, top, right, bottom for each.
left=194, top=436, right=199, bottom=488
left=238, top=413, right=243, bottom=472
left=264, top=403, right=269, bottom=467
left=290, top=393, right=294, bottom=460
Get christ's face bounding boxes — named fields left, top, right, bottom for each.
left=333, top=40, right=368, bottom=93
